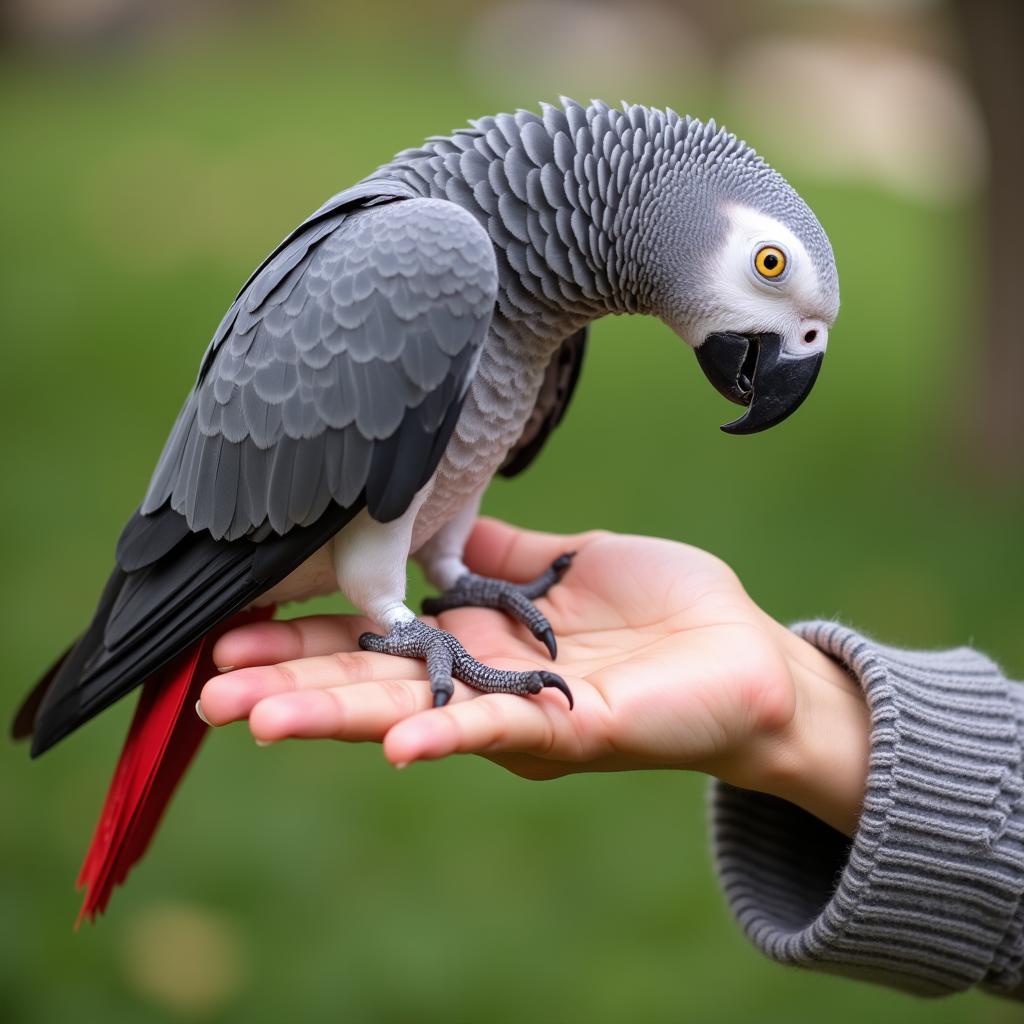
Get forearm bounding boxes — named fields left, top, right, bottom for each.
left=710, top=621, right=1024, bottom=1000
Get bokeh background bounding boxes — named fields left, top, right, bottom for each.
left=2, top=0, right=1022, bottom=1020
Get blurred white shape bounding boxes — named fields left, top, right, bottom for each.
left=726, top=37, right=986, bottom=203
left=119, top=901, right=245, bottom=1014
left=462, top=0, right=709, bottom=102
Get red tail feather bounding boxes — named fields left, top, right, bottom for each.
left=76, top=606, right=275, bottom=925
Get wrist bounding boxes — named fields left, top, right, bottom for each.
left=721, top=620, right=870, bottom=837
left=770, top=626, right=870, bottom=835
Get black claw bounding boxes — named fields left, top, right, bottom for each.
left=433, top=690, right=451, bottom=708
left=552, top=552, right=575, bottom=576
left=538, top=627, right=557, bottom=660
left=540, top=671, right=574, bottom=710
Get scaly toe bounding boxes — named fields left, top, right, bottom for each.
left=358, top=631, right=386, bottom=654
left=420, top=557, right=575, bottom=660
left=355, top=620, right=574, bottom=710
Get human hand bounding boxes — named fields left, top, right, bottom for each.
left=200, top=519, right=870, bottom=835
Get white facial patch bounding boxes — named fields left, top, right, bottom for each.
left=702, top=204, right=836, bottom=358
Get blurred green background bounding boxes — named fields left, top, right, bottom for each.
left=1, top=1, right=1022, bottom=1021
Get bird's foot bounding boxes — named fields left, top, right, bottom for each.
left=358, top=619, right=573, bottom=709
left=421, top=553, right=575, bottom=659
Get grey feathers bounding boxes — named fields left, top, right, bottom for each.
left=371, top=98, right=837, bottom=327
left=499, top=326, right=588, bottom=478
left=142, top=191, right=497, bottom=540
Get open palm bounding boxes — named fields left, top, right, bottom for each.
left=200, top=518, right=803, bottom=785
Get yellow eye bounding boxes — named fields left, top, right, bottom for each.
left=754, top=245, right=787, bottom=279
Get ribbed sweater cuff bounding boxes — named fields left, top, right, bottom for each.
left=710, top=621, right=1024, bottom=998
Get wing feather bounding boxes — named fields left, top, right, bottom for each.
left=141, top=194, right=496, bottom=539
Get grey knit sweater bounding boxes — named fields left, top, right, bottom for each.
left=710, top=621, right=1024, bottom=999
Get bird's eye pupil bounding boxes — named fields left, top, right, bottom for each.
left=762, top=254, right=778, bottom=270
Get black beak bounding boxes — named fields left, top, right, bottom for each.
left=694, top=331, right=824, bottom=435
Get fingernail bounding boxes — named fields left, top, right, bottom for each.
left=217, top=665, right=235, bottom=673
left=394, top=761, right=409, bottom=770
left=255, top=739, right=275, bottom=748
left=195, top=700, right=212, bottom=726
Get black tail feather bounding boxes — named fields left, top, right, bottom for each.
left=24, top=501, right=360, bottom=758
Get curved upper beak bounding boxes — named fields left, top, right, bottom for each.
left=694, top=331, right=824, bottom=435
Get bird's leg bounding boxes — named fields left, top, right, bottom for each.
left=334, top=501, right=572, bottom=709
left=413, top=493, right=573, bottom=660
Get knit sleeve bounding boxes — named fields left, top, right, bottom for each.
left=709, top=621, right=1024, bottom=999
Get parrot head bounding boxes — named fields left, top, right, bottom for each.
left=652, top=137, right=839, bottom=434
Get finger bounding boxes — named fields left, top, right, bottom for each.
left=463, top=517, right=599, bottom=583
left=382, top=689, right=573, bottom=766
left=199, top=650, right=427, bottom=725
left=248, top=678, right=442, bottom=744
left=212, top=615, right=373, bottom=670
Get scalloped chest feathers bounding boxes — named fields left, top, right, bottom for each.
left=408, top=317, right=556, bottom=551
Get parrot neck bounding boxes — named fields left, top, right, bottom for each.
left=370, top=99, right=764, bottom=333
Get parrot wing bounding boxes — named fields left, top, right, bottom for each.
left=141, top=187, right=498, bottom=541
left=26, top=188, right=497, bottom=755
left=498, top=326, right=588, bottom=478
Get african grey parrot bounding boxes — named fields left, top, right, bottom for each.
left=14, top=99, right=839, bottom=920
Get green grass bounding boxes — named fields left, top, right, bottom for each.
left=1, top=18, right=1021, bottom=1024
